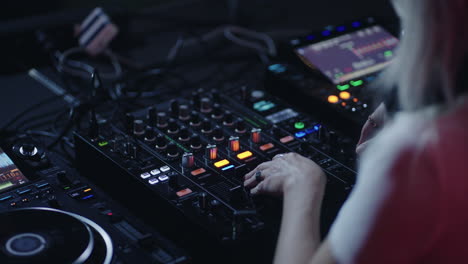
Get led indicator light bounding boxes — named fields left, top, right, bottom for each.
left=314, top=125, right=321, bottom=131
left=295, top=131, right=307, bottom=138
left=237, top=151, right=253, bottom=160
left=328, top=95, right=339, bottom=104
left=306, top=35, right=315, bottom=40
left=350, top=80, right=364, bottom=87
left=322, top=30, right=331, bottom=36
left=83, top=188, right=92, bottom=193
left=341, top=102, right=347, bottom=107
left=339, top=91, right=351, bottom=100
left=384, top=50, right=393, bottom=57
left=337, top=26, right=346, bottom=32
left=221, top=165, right=235, bottom=171
left=214, top=159, right=230, bottom=168
left=352, top=21, right=361, bottom=28
left=353, top=98, right=359, bottom=103
left=337, top=84, right=350, bottom=91
left=98, top=141, right=108, bottom=147
left=260, top=143, right=274, bottom=151
left=294, top=122, right=305, bottom=130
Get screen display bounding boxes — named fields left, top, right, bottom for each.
left=0, top=147, right=29, bottom=193
left=295, top=25, right=399, bottom=84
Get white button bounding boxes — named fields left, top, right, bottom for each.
left=158, top=175, right=169, bottom=181
left=160, top=166, right=170, bottom=172
left=150, top=169, right=161, bottom=175
left=140, top=172, right=151, bottom=179
left=148, top=178, right=159, bottom=185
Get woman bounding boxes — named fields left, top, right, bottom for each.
left=244, top=0, right=468, bottom=263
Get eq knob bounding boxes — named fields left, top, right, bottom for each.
left=212, top=126, right=224, bottom=141
left=155, top=134, right=167, bottom=149
left=190, top=134, right=202, bottom=150
left=133, top=120, right=145, bottom=136
left=167, top=119, right=179, bottom=134
left=200, top=97, right=212, bottom=113
left=147, top=107, right=157, bottom=127
left=166, top=142, right=179, bottom=158
left=179, top=105, right=190, bottom=120
left=190, top=111, right=201, bottom=126
left=19, top=144, right=38, bottom=158
left=170, top=99, right=179, bottom=117
left=223, top=111, right=234, bottom=126
left=234, top=118, right=246, bottom=133
left=229, top=136, right=240, bottom=152
left=192, top=91, right=201, bottom=109
left=157, top=112, right=168, bottom=128
left=144, top=126, right=156, bottom=142
left=211, top=104, right=223, bottom=119
left=201, top=118, right=212, bottom=133
left=178, top=127, right=190, bottom=142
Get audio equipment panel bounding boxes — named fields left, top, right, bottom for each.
left=73, top=85, right=358, bottom=259
left=0, top=137, right=189, bottom=264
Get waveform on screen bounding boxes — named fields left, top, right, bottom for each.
left=351, top=37, right=398, bottom=58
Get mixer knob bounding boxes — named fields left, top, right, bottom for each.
left=223, top=111, right=234, bottom=126
left=147, top=107, right=157, bottom=127
left=190, top=111, right=201, bottom=126
left=157, top=112, right=168, bottom=128
left=200, top=97, right=212, bottom=113
left=250, top=128, right=262, bottom=144
left=166, top=142, right=179, bottom=158
left=192, top=91, right=201, bottom=109
left=179, top=105, right=190, bottom=120
left=212, top=126, right=224, bottom=141
left=167, top=119, right=179, bottom=134
left=144, top=126, right=156, bottom=142
left=201, top=118, right=212, bottom=133
left=205, top=144, right=218, bottom=160
left=229, top=136, right=240, bottom=152
left=190, top=134, right=202, bottom=150
left=211, top=104, right=223, bottom=119
left=155, top=134, right=167, bottom=150
left=133, top=120, right=145, bottom=136
left=178, top=127, right=190, bottom=142
left=170, top=99, right=179, bottom=117
left=198, top=192, right=208, bottom=211
left=234, top=118, right=246, bottom=134
left=19, top=144, right=38, bottom=158
left=125, top=113, right=135, bottom=134
left=182, top=152, right=195, bottom=168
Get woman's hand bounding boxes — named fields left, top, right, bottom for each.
left=356, top=103, right=387, bottom=155
left=244, top=152, right=326, bottom=196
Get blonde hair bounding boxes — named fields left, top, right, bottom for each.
left=381, top=0, right=468, bottom=111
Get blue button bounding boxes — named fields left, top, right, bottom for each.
left=337, top=26, right=346, bottom=32
left=352, top=21, right=361, bottom=28
left=306, top=35, right=315, bottom=40
left=221, top=165, right=235, bottom=171
left=322, top=30, right=331, bottom=36
left=295, top=131, right=307, bottom=138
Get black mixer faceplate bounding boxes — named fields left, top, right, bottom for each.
left=0, top=208, right=112, bottom=264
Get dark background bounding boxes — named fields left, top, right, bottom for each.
left=0, top=0, right=397, bottom=127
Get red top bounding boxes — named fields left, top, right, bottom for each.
left=329, top=99, right=468, bottom=263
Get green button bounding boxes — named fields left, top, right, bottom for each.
left=294, top=122, right=305, bottom=130
left=98, top=141, right=108, bottom=147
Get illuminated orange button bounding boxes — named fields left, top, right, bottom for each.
left=328, top=95, right=339, bottom=104
left=339, top=91, right=351, bottom=100
left=260, top=143, right=274, bottom=151
left=237, top=151, right=253, bottom=160
left=176, top=188, right=192, bottom=197
left=353, top=98, right=359, bottom=103
left=83, top=188, right=92, bottom=193
left=191, top=168, right=206, bottom=176
left=214, top=159, right=230, bottom=168
left=341, top=102, right=347, bottom=107
left=280, top=135, right=294, bottom=143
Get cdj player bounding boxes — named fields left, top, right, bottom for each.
left=266, top=17, right=399, bottom=135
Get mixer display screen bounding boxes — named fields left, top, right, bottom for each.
left=0, top=147, right=28, bottom=193
left=295, top=25, right=399, bottom=84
